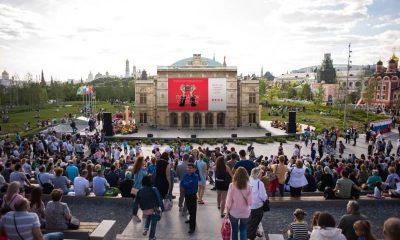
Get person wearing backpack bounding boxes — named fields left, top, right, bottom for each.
left=1, top=182, right=23, bottom=214
left=134, top=175, right=164, bottom=240
left=194, top=153, right=207, bottom=204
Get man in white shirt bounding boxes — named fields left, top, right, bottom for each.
left=74, top=169, right=90, bottom=196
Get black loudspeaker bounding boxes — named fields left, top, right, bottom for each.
left=231, top=134, right=237, bottom=138
left=103, top=112, right=114, bottom=136
left=265, top=132, right=271, bottom=137
left=147, top=133, right=153, bottom=138
left=191, top=134, right=196, bottom=138
left=288, top=111, right=296, bottom=134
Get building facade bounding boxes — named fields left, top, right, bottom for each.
left=364, top=53, right=400, bottom=108
left=134, top=54, right=260, bottom=129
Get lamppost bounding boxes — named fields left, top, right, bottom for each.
left=343, top=43, right=352, bottom=129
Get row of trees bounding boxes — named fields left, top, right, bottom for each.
left=261, top=80, right=325, bottom=106
left=0, top=77, right=135, bottom=108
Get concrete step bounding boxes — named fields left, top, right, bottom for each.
left=115, top=233, right=280, bottom=240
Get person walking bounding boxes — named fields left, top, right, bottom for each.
left=225, top=167, right=252, bottom=240
left=215, top=156, right=232, bottom=217
left=247, top=167, right=268, bottom=240
left=134, top=175, right=164, bottom=240
left=154, top=152, right=171, bottom=200
left=195, top=153, right=207, bottom=204
left=176, top=153, right=189, bottom=215
left=180, top=163, right=198, bottom=234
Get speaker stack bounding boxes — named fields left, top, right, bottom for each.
left=287, top=111, right=296, bottom=134
left=147, top=133, right=154, bottom=138
left=103, top=112, right=114, bottom=136
left=191, top=134, right=197, bottom=139
left=231, top=134, right=237, bottom=138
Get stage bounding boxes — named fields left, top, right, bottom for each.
left=108, top=121, right=306, bottom=140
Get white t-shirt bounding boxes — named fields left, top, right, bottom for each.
left=74, top=176, right=89, bottom=196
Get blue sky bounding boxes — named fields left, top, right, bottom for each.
left=0, top=0, right=399, bottom=80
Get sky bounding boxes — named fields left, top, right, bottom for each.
left=0, top=0, right=399, bottom=81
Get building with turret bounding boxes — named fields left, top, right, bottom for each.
left=361, top=52, right=400, bottom=108
left=317, top=53, right=336, bottom=84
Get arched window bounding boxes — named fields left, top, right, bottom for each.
left=182, top=113, right=190, bottom=128
left=217, top=112, right=225, bottom=127
left=194, top=113, right=202, bottom=128
left=169, top=113, right=178, bottom=128
left=205, top=113, right=213, bottom=128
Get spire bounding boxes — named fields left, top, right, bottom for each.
left=261, top=66, right=264, bottom=78
left=223, top=56, right=226, bottom=67
left=213, top=53, right=215, bottom=61
left=40, top=69, right=46, bottom=86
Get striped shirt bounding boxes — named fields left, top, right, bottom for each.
left=1, top=211, right=40, bottom=240
left=290, top=222, right=309, bottom=240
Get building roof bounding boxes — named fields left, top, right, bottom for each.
left=171, top=56, right=223, bottom=67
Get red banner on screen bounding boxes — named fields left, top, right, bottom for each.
left=168, top=78, right=208, bottom=111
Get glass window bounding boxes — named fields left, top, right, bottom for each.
left=249, top=93, right=256, bottom=104
left=140, top=93, right=147, bottom=104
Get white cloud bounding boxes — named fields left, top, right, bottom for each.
left=0, top=0, right=398, bottom=80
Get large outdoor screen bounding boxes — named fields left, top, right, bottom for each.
left=168, top=78, right=226, bottom=111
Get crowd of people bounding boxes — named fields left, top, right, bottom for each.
left=0, top=121, right=399, bottom=239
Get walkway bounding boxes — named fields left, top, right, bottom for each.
left=116, top=183, right=267, bottom=240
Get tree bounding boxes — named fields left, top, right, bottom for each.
left=259, top=79, right=266, bottom=96
left=365, top=78, right=377, bottom=111
left=287, top=87, right=297, bottom=99
left=313, top=84, right=325, bottom=106
left=300, top=83, right=312, bottom=100
left=266, top=84, right=280, bottom=101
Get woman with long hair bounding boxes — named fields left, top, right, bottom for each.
left=132, top=156, right=148, bottom=191
left=29, top=186, right=45, bottom=227
left=215, top=156, right=232, bottom=217
left=1, top=181, right=23, bottom=212
left=248, top=167, right=268, bottom=240
left=353, top=220, right=376, bottom=240
left=310, top=212, right=346, bottom=240
left=225, top=167, right=252, bottom=240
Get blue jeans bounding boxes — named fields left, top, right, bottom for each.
left=144, top=215, right=158, bottom=239
left=44, top=232, right=64, bottom=240
left=229, top=215, right=249, bottom=240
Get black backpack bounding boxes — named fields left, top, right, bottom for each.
left=38, top=174, right=54, bottom=194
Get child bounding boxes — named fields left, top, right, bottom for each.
left=287, top=209, right=309, bottom=240
left=353, top=220, right=376, bottom=240
left=367, top=181, right=385, bottom=199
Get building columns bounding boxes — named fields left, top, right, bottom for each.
left=213, top=112, right=217, bottom=129
left=189, top=112, right=194, bottom=129
left=177, top=112, right=182, bottom=129
left=201, top=112, right=206, bottom=130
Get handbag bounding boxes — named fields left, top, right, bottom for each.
left=38, top=174, right=54, bottom=194
left=258, top=181, right=270, bottom=212
left=163, top=193, right=173, bottom=211
left=151, top=209, right=162, bottom=221
left=285, top=168, right=292, bottom=185
left=221, top=217, right=232, bottom=240
left=130, top=187, right=139, bottom=196
left=68, top=216, right=80, bottom=230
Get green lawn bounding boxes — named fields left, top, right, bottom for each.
left=261, top=101, right=388, bottom=133
left=0, top=101, right=130, bottom=137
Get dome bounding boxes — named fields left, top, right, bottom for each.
left=171, top=56, right=223, bottom=67
left=391, top=53, right=399, bottom=63
left=377, top=60, right=383, bottom=65
left=2, top=70, right=8, bottom=74
left=389, top=59, right=396, bottom=64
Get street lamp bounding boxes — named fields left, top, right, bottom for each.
left=343, top=43, right=352, bottom=129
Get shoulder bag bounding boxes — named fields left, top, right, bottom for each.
left=38, top=173, right=54, bottom=194
left=285, top=167, right=292, bottom=185
left=258, top=181, right=270, bottom=212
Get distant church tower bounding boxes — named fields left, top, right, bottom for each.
left=132, top=65, right=136, bottom=78
left=40, top=69, right=46, bottom=86
left=261, top=66, right=264, bottom=78
left=125, top=59, right=130, bottom=78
